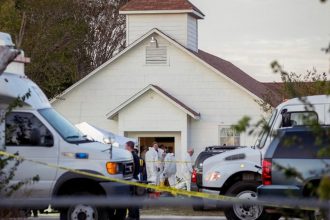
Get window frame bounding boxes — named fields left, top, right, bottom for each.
left=5, top=111, right=54, bottom=148
left=280, top=111, right=319, bottom=128
left=273, top=130, right=330, bottom=159
left=218, top=126, right=240, bottom=146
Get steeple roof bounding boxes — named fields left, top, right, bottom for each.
left=120, top=0, right=204, bottom=18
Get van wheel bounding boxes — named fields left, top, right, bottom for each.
left=59, top=192, right=108, bottom=220
left=60, top=204, right=108, bottom=220
left=224, top=181, right=278, bottom=220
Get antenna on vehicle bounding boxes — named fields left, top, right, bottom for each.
left=102, top=138, right=115, bottom=159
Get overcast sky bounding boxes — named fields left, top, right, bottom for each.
left=190, top=0, right=330, bottom=82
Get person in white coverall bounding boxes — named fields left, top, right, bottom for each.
left=145, top=142, right=161, bottom=185
left=182, top=148, right=194, bottom=191
left=158, top=146, right=166, bottom=185
left=162, top=151, right=177, bottom=187
left=158, top=147, right=165, bottom=175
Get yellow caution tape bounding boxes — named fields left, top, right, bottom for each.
left=0, top=150, right=228, bottom=201
left=0, top=150, right=318, bottom=211
left=144, top=160, right=192, bottom=164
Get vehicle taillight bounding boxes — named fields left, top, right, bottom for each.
left=262, top=159, right=272, bottom=185
left=191, top=169, right=197, bottom=183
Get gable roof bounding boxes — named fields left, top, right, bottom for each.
left=51, top=28, right=275, bottom=106
left=192, top=50, right=270, bottom=101
left=120, top=0, right=204, bottom=18
left=106, top=84, right=200, bottom=120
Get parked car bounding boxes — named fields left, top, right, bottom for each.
left=191, top=145, right=242, bottom=211
left=258, top=126, right=330, bottom=218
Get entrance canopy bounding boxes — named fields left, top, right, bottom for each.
left=106, top=84, right=200, bottom=120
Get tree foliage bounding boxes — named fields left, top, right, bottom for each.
left=257, top=63, right=330, bottom=113
left=0, top=0, right=128, bottom=98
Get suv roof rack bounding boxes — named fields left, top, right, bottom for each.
left=205, top=145, right=244, bottom=151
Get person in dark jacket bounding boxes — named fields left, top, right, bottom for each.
left=125, top=141, right=140, bottom=220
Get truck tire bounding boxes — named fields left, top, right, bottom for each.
left=224, top=181, right=279, bottom=220
left=59, top=192, right=108, bottom=220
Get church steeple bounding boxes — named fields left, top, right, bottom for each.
left=120, top=0, right=204, bottom=52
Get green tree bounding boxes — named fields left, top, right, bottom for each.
left=0, top=0, right=88, bottom=97
left=0, top=0, right=128, bottom=98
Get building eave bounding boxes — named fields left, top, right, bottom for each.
left=51, top=28, right=266, bottom=105
left=106, top=84, right=201, bottom=120
left=50, top=29, right=162, bottom=104
left=119, top=9, right=204, bottom=19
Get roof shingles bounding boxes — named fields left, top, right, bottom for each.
left=193, top=49, right=273, bottom=102
left=120, top=0, right=204, bottom=16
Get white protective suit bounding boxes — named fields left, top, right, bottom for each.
left=182, top=152, right=193, bottom=191
left=145, top=147, right=160, bottom=185
left=158, top=148, right=165, bottom=174
left=162, top=153, right=177, bottom=187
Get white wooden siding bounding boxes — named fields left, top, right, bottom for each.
left=126, top=14, right=198, bottom=52
left=118, top=90, right=187, bottom=132
left=52, top=34, right=264, bottom=161
left=187, top=15, right=198, bottom=52
left=127, top=14, right=187, bottom=47
left=146, top=46, right=167, bottom=64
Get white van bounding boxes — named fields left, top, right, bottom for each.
left=202, top=95, right=330, bottom=220
left=0, top=32, right=133, bottom=220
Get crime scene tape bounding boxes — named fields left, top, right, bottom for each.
left=144, top=160, right=192, bottom=164
left=0, top=150, right=318, bottom=211
left=0, top=150, right=227, bottom=201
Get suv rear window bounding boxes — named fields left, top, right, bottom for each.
left=195, top=152, right=218, bottom=169
left=274, top=130, right=330, bottom=159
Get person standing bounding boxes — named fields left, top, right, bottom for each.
left=125, top=141, right=140, bottom=220
left=162, top=150, right=177, bottom=187
left=135, top=146, right=147, bottom=182
left=157, top=146, right=166, bottom=186
left=182, top=148, right=194, bottom=191
left=145, top=142, right=160, bottom=185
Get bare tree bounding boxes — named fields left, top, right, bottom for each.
left=77, top=0, right=129, bottom=75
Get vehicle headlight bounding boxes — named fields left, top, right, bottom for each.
left=205, top=171, right=221, bottom=182
left=106, top=162, right=119, bottom=175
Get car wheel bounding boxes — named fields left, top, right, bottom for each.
left=59, top=192, right=108, bottom=220
left=224, top=181, right=279, bottom=220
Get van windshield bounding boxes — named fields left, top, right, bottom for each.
left=39, top=108, right=90, bottom=143
left=255, top=110, right=277, bottom=149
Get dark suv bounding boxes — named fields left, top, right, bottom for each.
left=258, top=126, right=330, bottom=216
left=191, top=145, right=241, bottom=210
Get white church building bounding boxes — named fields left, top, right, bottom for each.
left=51, top=0, right=277, bottom=161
